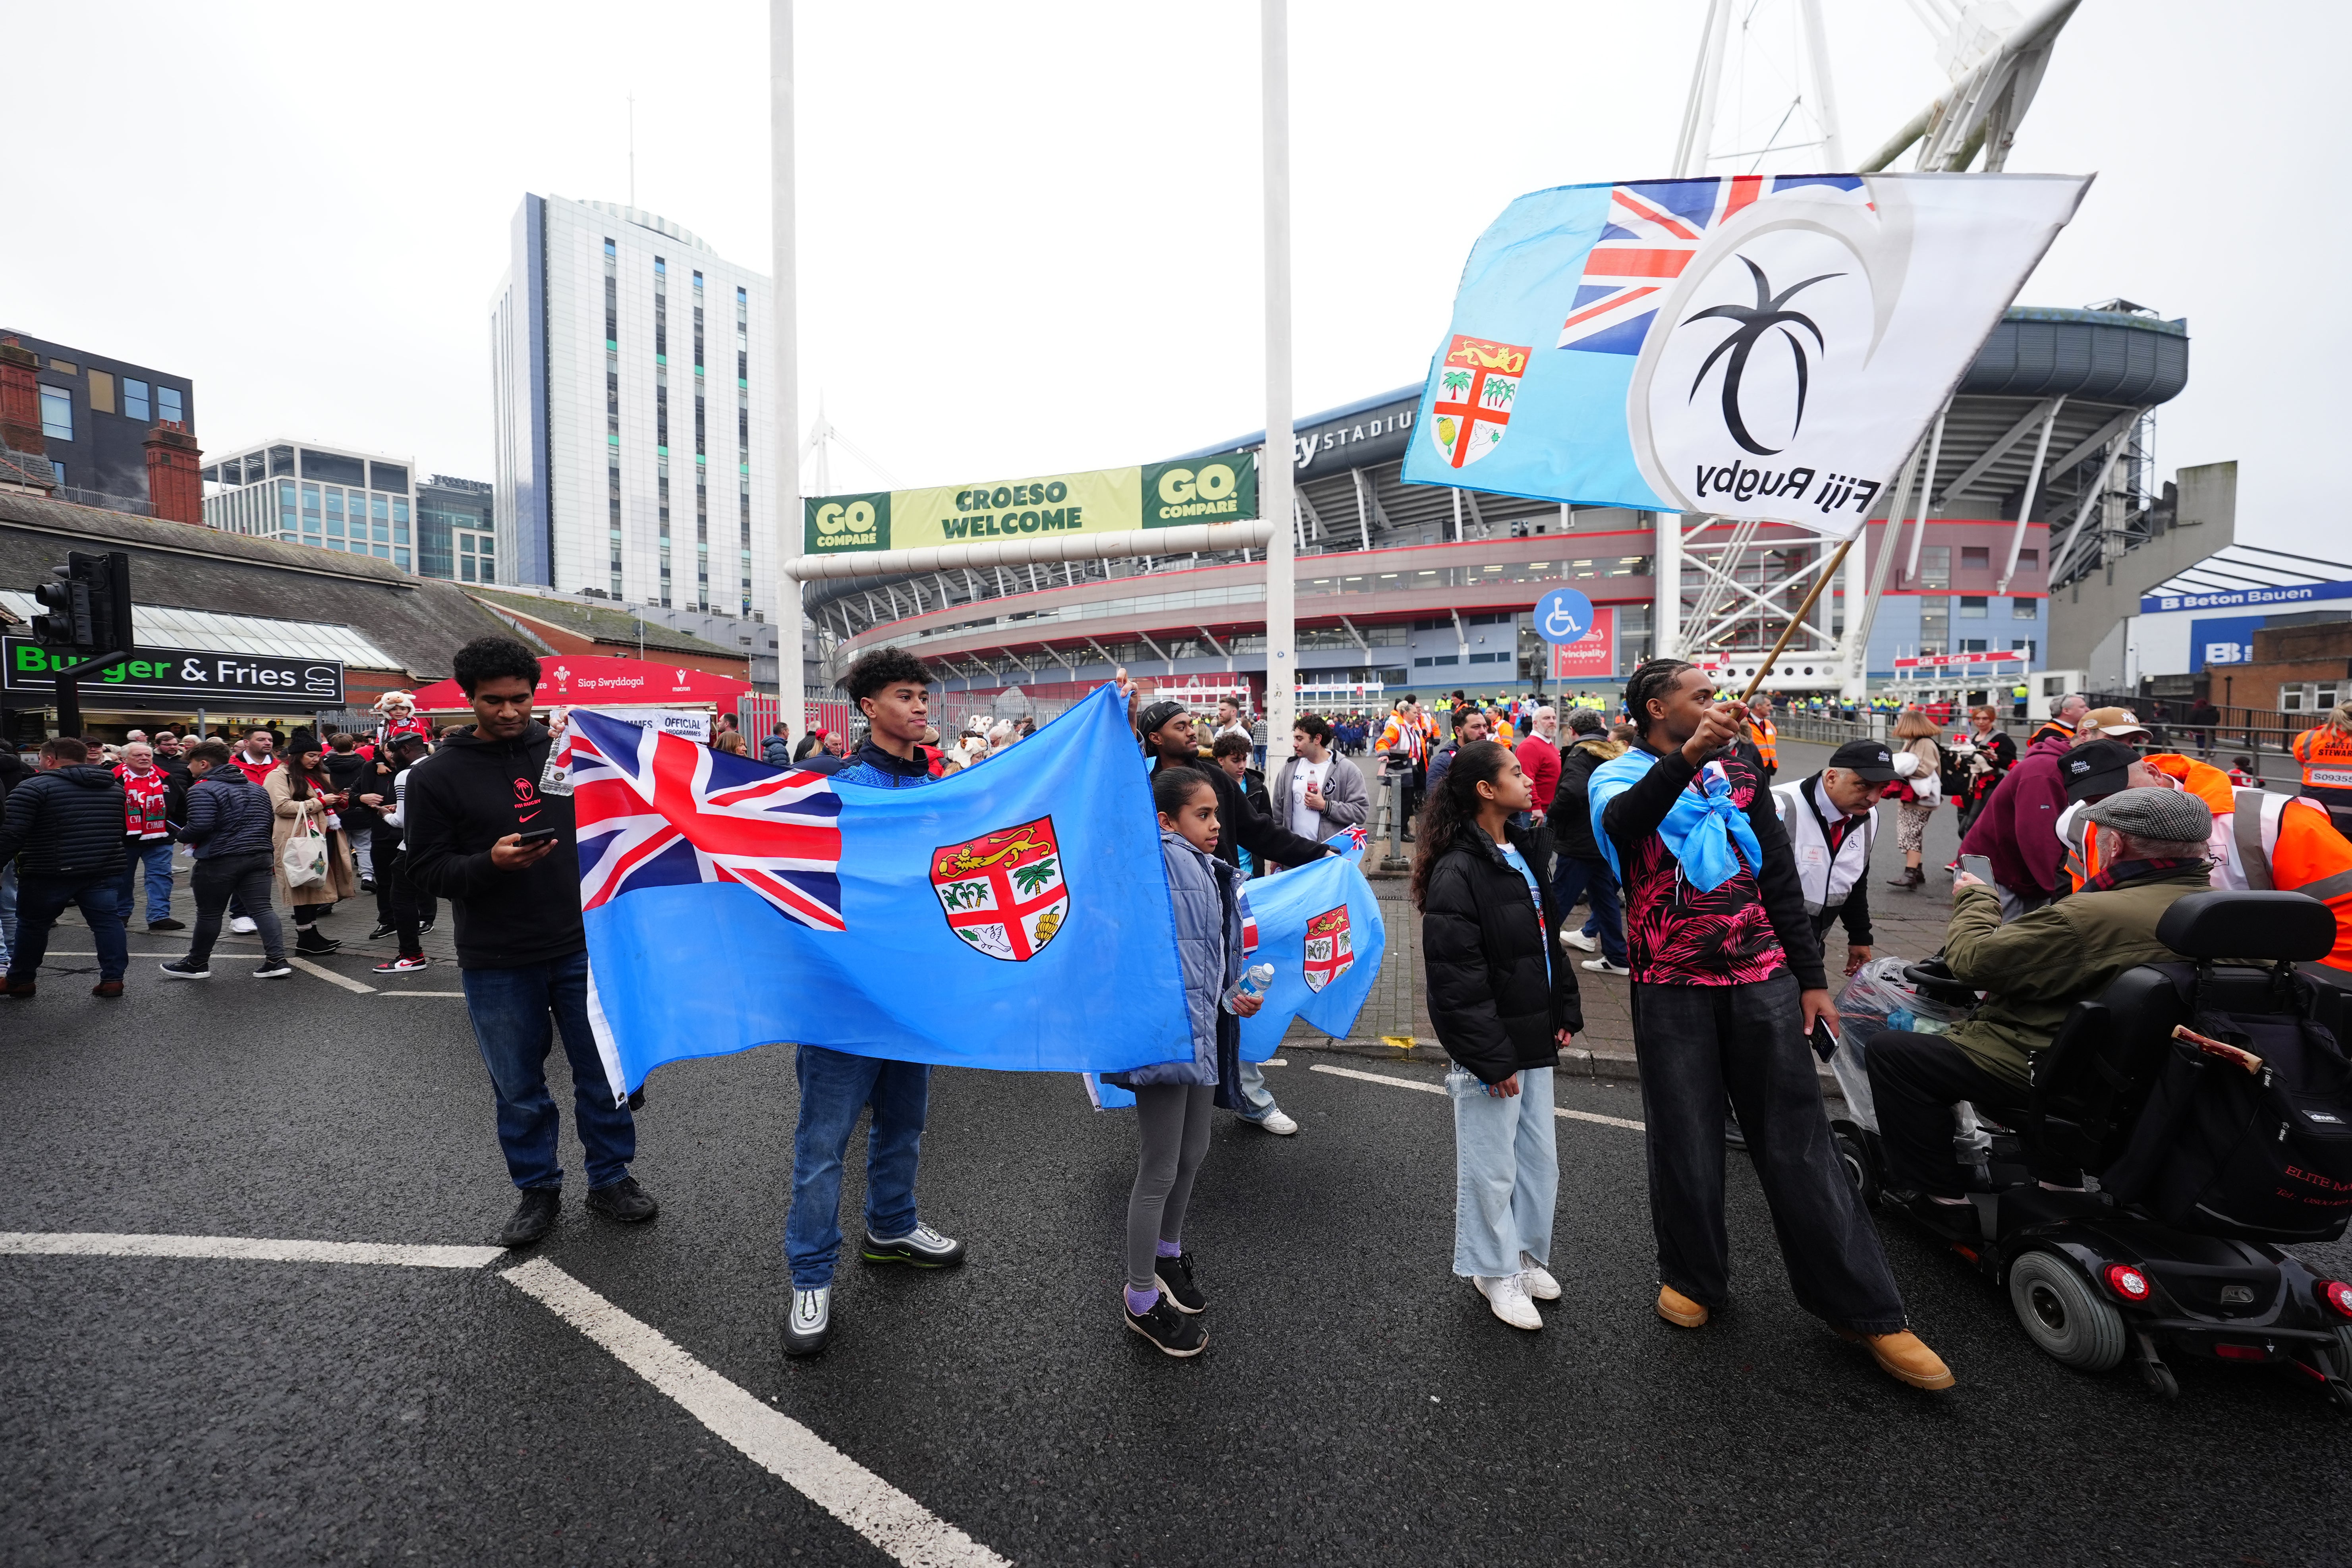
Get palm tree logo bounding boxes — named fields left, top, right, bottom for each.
left=1481, top=378, right=1516, bottom=410
left=1440, top=369, right=1472, bottom=400
left=1680, top=257, right=1841, bottom=456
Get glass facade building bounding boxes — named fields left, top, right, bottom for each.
left=201, top=441, right=415, bottom=571
left=416, top=474, right=495, bottom=583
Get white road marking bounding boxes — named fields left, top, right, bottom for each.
left=378, top=991, right=466, bottom=997
left=502, top=1258, right=1010, bottom=1568
left=0, top=1231, right=504, bottom=1269
left=1309, top=1062, right=1647, bottom=1132
left=1263, top=1058, right=1288, bottom=1066
left=290, top=956, right=376, bottom=993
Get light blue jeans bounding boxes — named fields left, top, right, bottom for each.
left=1235, top=1058, right=1279, bottom=1120
left=1446, top=1063, right=1557, bottom=1279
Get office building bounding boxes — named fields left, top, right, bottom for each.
left=1, top=330, right=196, bottom=514
left=201, top=440, right=417, bottom=571
left=490, top=194, right=776, bottom=616
left=417, top=473, right=495, bottom=582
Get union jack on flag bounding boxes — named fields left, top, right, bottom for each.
left=1555, top=175, right=1864, bottom=355
left=565, top=709, right=847, bottom=932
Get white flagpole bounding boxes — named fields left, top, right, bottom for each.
left=1261, top=0, right=1296, bottom=764
left=770, top=0, right=805, bottom=736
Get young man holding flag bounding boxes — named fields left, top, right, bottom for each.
left=783, top=645, right=967, bottom=1358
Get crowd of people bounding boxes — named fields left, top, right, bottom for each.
left=12, top=640, right=2352, bottom=1397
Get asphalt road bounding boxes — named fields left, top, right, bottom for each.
left=7, top=812, right=2352, bottom=1566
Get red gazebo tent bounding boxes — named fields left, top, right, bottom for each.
left=410, top=653, right=752, bottom=713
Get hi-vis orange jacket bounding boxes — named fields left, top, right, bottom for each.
left=2060, top=753, right=2352, bottom=970
left=2292, top=725, right=2352, bottom=798
left=1746, top=715, right=1778, bottom=771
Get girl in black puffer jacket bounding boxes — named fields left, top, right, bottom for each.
left=1414, top=740, right=1583, bottom=1332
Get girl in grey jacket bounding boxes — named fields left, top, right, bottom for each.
left=1110, top=767, right=1262, bottom=1357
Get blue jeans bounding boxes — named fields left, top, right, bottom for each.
left=1235, top=1057, right=1280, bottom=1120
left=458, top=949, right=637, bottom=1191
left=784, top=1044, right=931, bottom=1288
left=1446, top=1063, right=1557, bottom=1278
left=8, top=871, right=129, bottom=985
left=1551, top=855, right=1627, bottom=966
left=116, top=840, right=176, bottom=924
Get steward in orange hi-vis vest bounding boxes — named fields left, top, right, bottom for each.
left=2060, top=752, right=2352, bottom=971
left=2292, top=716, right=2352, bottom=817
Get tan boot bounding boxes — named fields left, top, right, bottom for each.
left=1655, top=1284, right=1709, bottom=1329
left=1838, top=1328, right=1954, bottom=1389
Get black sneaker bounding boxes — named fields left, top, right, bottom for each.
left=585, top=1176, right=659, bottom=1223
left=861, top=1223, right=966, bottom=1267
left=295, top=929, right=341, bottom=956
left=782, top=1285, right=832, bottom=1358
left=253, top=958, right=294, bottom=979
left=369, top=923, right=398, bottom=940
left=1155, top=1251, right=1207, bottom=1314
left=1126, top=1292, right=1208, bottom=1358
left=158, top=958, right=211, bottom=981
left=147, top=918, right=185, bottom=932
left=499, top=1187, right=562, bottom=1247
left=417, top=918, right=435, bottom=936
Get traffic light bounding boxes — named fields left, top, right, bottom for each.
left=30, top=564, right=92, bottom=652
left=27, top=551, right=131, bottom=658
left=83, top=550, right=135, bottom=659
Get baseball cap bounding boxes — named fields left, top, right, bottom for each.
left=2062, top=738, right=2138, bottom=801
left=1827, top=740, right=1899, bottom=781
left=2076, top=706, right=2151, bottom=740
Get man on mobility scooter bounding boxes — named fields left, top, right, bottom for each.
left=1862, top=787, right=2352, bottom=1402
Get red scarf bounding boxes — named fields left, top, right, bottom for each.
left=118, top=765, right=172, bottom=839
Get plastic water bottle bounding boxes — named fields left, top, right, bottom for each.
left=1223, top=963, right=1274, bottom=1013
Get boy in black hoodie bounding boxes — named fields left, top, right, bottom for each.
left=404, top=637, right=658, bottom=1248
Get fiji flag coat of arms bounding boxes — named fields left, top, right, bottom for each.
left=1237, top=853, right=1386, bottom=1062
left=564, top=684, right=1193, bottom=1103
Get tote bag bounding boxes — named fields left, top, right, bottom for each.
left=281, top=801, right=328, bottom=888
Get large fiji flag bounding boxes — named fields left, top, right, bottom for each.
left=566, top=684, right=1192, bottom=1103
left=1399, top=172, right=2091, bottom=536
left=1237, top=853, right=1386, bottom=1062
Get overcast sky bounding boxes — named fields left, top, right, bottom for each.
left=8, top=0, right=2344, bottom=561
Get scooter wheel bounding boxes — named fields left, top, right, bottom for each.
left=1833, top=1127, right=1880, bottom=1210
left=2008, top=1249, right=2126, bottom=1372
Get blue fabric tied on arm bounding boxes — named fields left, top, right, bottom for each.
left=1585, top=748, right=1762, bottom=893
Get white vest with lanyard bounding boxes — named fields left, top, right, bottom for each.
left=1772, top=775, right=1875, bottom=918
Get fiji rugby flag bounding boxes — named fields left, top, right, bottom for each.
left=1237, top=853, right=1386, bottom=1062
left=1399, top=172, right=2090, bottom=535
left=566, top=684, right=1191, bottom=1103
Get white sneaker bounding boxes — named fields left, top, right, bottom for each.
left=1473, top=1272, right=1542, bottom=1331
left=1560, top=928, right=1599, bottom=954
left=1247, top=1108, right=1299, bottom=1136
left=1581, top=957, right=1631, bottom=975
left=1518, top=1251, right=1561, bottom=1301
left=230, top=915, right=257, bottom=934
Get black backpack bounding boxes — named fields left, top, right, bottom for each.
left=2099, top=946, right=2352, bottom=1244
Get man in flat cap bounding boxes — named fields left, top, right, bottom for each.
left=1864, top=787, right=2220, bottom=1223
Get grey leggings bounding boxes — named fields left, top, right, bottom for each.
left=1126, top=1083, right=1214, bottom=1292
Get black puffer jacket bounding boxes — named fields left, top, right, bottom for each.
left=1545, top=735, right=1621, bottom=861
left=0, top=763, right=129, bottom=878
left=1421, top=821, right=1583, bottom=1083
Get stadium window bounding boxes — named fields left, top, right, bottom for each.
left=1958, top=596, right=1987, bottom=618
left=2013, top=599, right=2038, bottom=620
left=1960, top=546, right=1989, bottom=570
left=2014, top=548, right=2039, bottom=570
left=1915, top=546, right=1950, bottom=588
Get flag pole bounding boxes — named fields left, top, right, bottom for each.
left=1737, top=533, right=1857, bottom=704
left=1260, top=0, right=1296, bottom=765
left=769, top=0, right=805, bottom=740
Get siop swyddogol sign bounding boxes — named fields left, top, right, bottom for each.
left=3, top=637, right=345, bottom=705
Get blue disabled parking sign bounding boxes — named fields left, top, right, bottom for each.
left=1533, top=586, right=1596, bottom=646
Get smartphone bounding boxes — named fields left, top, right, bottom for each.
left=1809, top=1018, right=1839, bottom=1063
left=514, top=826, right=561, bottom=846
left=1960, top=853, right=1993, bottom=884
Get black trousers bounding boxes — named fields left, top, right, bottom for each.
left=1863, top=1030, right=2031, bottom=1199
left=1630, top=971, right=1907, bottom=1333
left=374, top=847, right=436, bottom=932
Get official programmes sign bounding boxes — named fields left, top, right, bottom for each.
left=3, top=638, right=344, bottom=706
left=803, top=454, right=1257, bottom=558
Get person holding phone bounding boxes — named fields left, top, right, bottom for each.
left=1590, top=660, right=1952, bottom=1390
left=405, top=637, right=658, bottom=1249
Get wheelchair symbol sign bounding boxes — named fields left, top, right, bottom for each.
left=1534, top=587, right=1596, bottom=646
